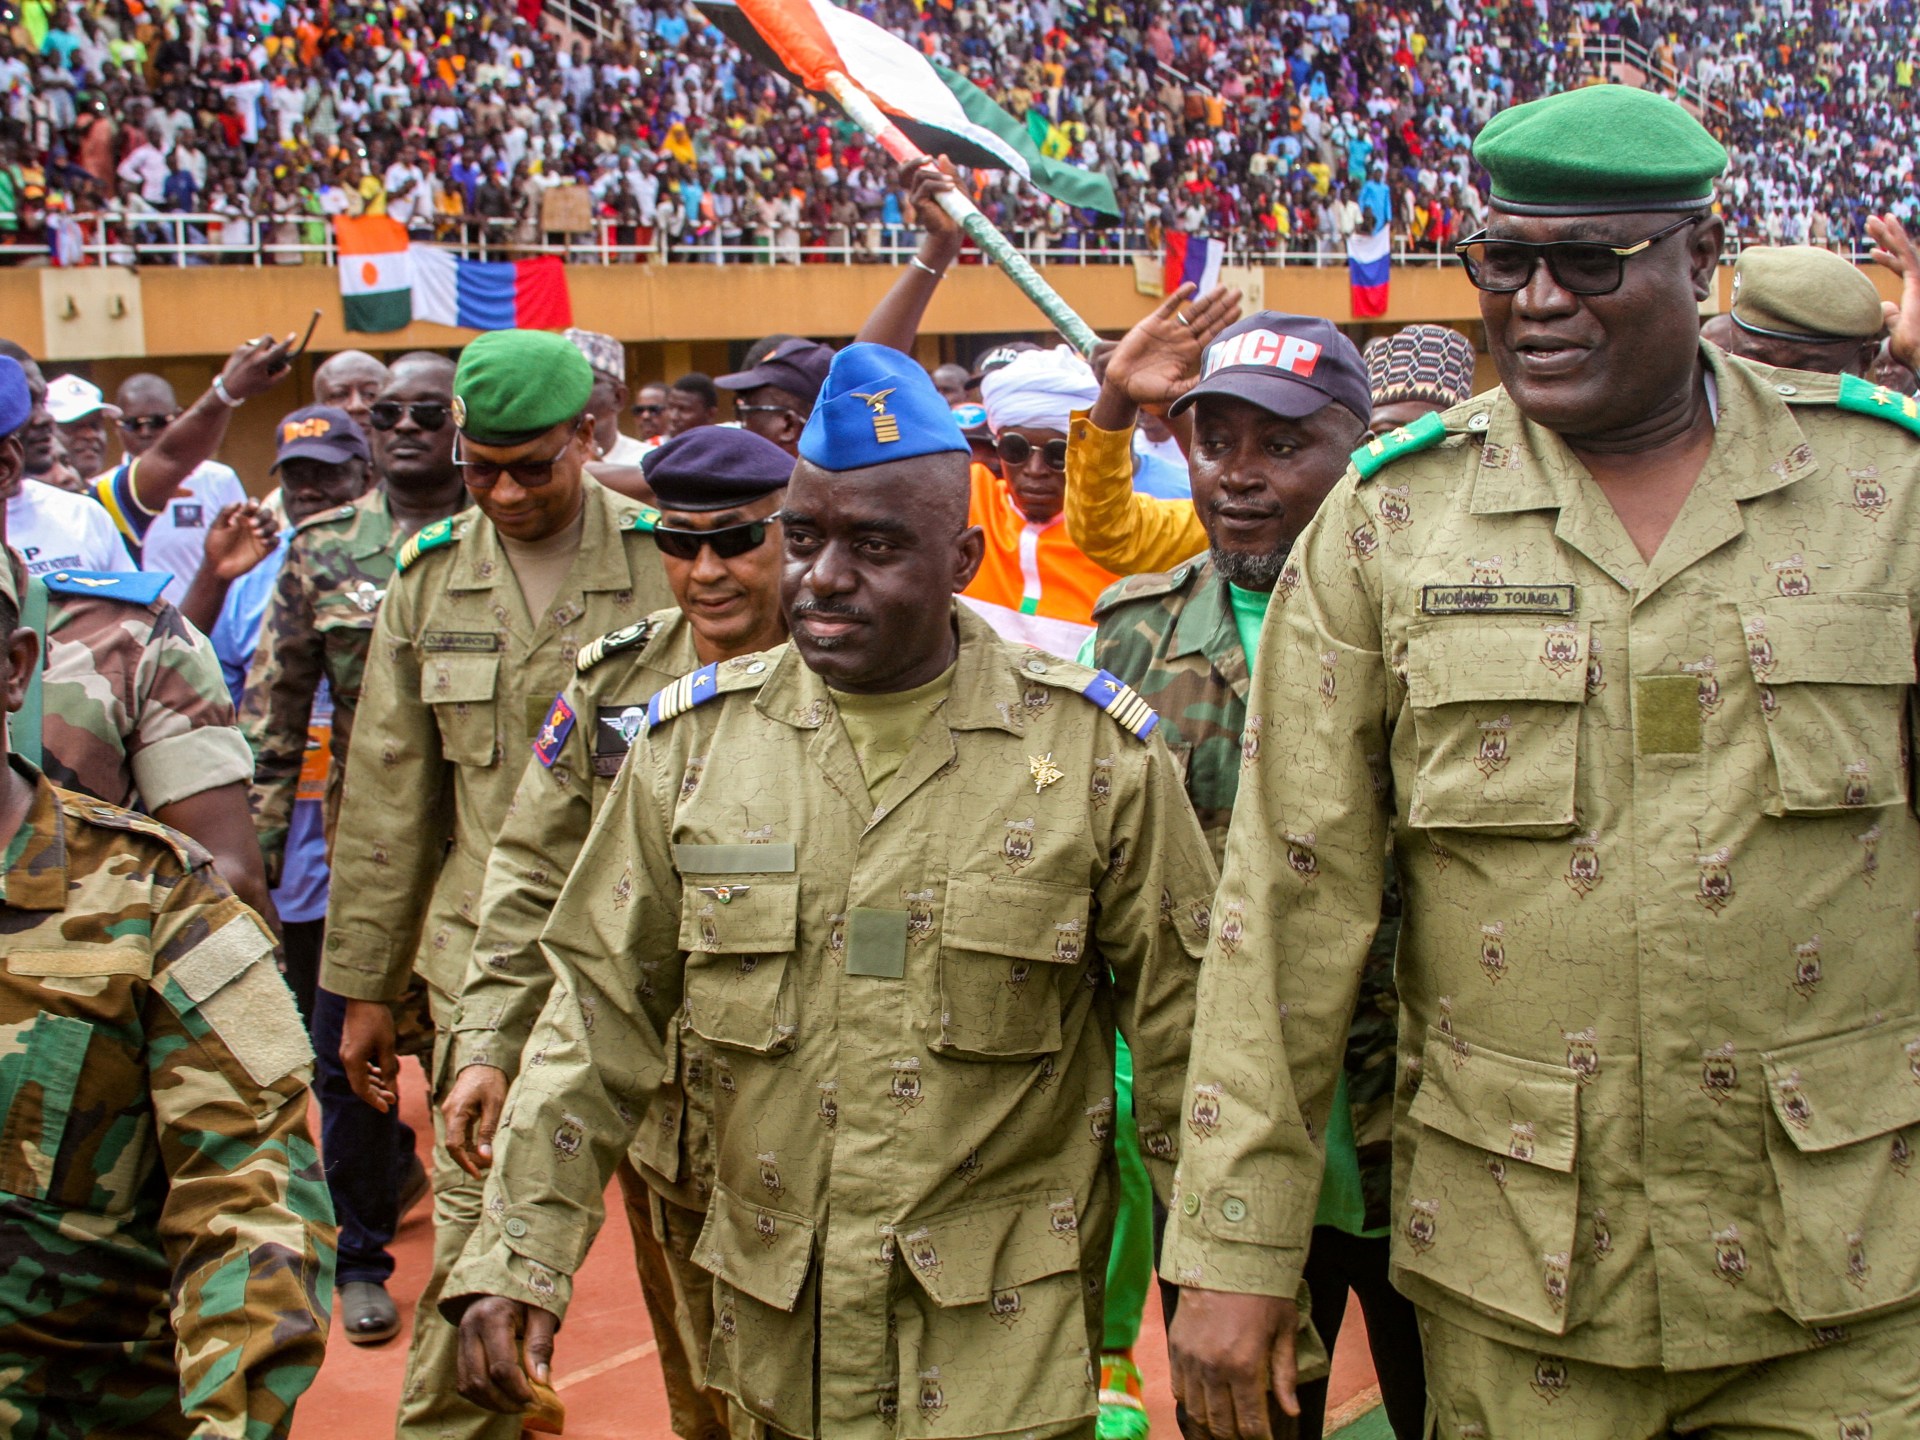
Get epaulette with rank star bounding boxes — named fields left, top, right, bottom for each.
left=627, top=505, right=660, bottom=534
left=645, top=652, right=776, bottom=728
left=1835, top=373, right=1920, bottom=438
left=40, top=569, right=171, bottom=605
left=1350, top=409, right=1448, bottom=480
left=577, top=616, right=659, bottom=673
left=1081, top=668, right=1160, bottom=740
left=395, top=515, right=460, bottom=572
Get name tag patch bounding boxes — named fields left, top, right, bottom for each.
left=1421, top=584, right=1576, bottom=617
left=423, top=631, right=501, bottom=652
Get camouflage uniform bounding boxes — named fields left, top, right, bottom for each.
left=1091, top=556, right=1397, bottom=1230
left=20, top=564, right=253, bottom=811
left=1162, top=356, right=1920, bottom=1425
left=453, top=607, right=726, bottom=1439
left=239, top=489, right=417, bottom=881
left=318, top=477, right=671, bottom=1440
left=444, top=607, right=1218, bottom=1440
left=0, top=761, right=335, bottom=1439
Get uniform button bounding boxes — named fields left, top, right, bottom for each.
left=1775, top=383, right=1799, bottom=396
left=52, top=571, right=69, bottom=581
left=746, top=661, right=766, bottom=674
left=505, top=1217, right=528, bottom=1237
left=1026, top=659, right=1048, bottom=675
left=1181, top=1191, right=1200, bottom=1216
left=1466, top=413, right=1490, bottom=431
left=1222, top=1197, right=1247, bottom=1223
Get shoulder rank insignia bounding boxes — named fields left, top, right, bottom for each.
left=1091, top=560, right=1196, bottom=619
left=628, top=505, right=660, bottom=534
left=646, top=661, right=722, bottom=729
left=1836, top=373, right=1920, bottom=438
left=577, top=617, right=658, bottom=673
left=396, top=516, right=458, bottom=572
left=295, top=501, right=357, bottom=533
left=1351, top=409, right=1448, bottom=481
left=1082, top=668, right=1159, bottom=740
left=40, top=569, right=171, bottom=606
left=532, top=692, right=577, bottom=768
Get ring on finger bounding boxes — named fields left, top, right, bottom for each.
left=1176, top=311, right=1193, bottom=327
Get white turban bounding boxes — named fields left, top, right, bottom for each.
left=980, top=346, right=1100, bottom=436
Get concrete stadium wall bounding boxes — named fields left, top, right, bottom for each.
left=0, top=261, right=1895, bottom=494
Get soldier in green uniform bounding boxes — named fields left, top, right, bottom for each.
left=1166, top=85, right=1920, bottom=1438
left=443, top=345, right=1218, bottom=1440
left=440, top=424, right=795, bottom=1440
left=0, top=496, right=336, bottom=1438
left=1083, top=308, right=1421, bottom=1440
left=242, top=351, right=468, bottom=868
left=322, top=328, right=674, bottom=1440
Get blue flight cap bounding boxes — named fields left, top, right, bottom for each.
left=0, top=357, right=30, bottom=439
left=797, top=343, right=968, bottom=471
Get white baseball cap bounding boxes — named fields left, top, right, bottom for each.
left=45, top=374, right=120, bottom=424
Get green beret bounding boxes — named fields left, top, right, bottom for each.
left=1473, top=86, right=1728, bottom=216
left=1733, top=246, right=1886, bottom=342
left=452, top=330, right=595, bottom=446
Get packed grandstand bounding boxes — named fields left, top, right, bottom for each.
left=0, top=0, right=1914, bottom=267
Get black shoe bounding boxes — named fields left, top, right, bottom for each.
left=339, top=1280, right=400, bottom=1346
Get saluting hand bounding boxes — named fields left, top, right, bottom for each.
left=1102, top=282, right=1243, bottom=409
left=1866, top=212, right=1920, bottom=375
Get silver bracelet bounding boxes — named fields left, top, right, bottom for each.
left=909, top=255, right=947, bottom=280
left=212, top=374, right=244, bottom=408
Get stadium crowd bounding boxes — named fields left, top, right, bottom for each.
left=0, top=0, right=1913, bottom=266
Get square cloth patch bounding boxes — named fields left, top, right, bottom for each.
left=1635, top=675, right=1702, bottom=755
left=845, top=908, right=910, bottom=979
left=166, top=917, right=312, bottom=1087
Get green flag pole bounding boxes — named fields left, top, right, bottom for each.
left=821, top=72, right=1100, bottom=357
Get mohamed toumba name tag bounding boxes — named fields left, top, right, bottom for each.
left=845, top=908, right=909, bottom=979
left=1421, top=584, right=1576, bottom=616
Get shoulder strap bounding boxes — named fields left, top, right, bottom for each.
left=16, top=575, right=46, bottom=770
left=1835, top=373, right=1920, bottom=438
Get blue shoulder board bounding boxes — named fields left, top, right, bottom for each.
left=646, top=662, right=721, bottom=729
left=531, top=691, right=578, bottom=769
left=1082, top=668, right=1159, bottom=740
left=40, top=569, right=171, bottom=606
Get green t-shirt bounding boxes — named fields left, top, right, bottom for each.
left=829, top=665, right=956, bottom=803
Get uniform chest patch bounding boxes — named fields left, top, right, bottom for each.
left=594, top=703, right=648, bottom=776
left=423, top=631, right=501, bottom=652
left=533, top=694, right=577, bottom=768
left=1420, top=584, right=1576, bottom=616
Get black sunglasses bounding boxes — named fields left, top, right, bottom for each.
left=1454, top=216, right=1700, bottom=296
left=454, top=430, right=577, bottom=490
left=651, top=519, right=772, bottom=561
left=632, top=403, right=665, bottom=415
left=120, top=413, right=175, bottom=434
left=995, top=432, right=1069, bottom=472
left=368, top=401, right=450, bottom=431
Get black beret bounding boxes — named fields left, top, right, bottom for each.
left=641, top=425, right=795, bottom=511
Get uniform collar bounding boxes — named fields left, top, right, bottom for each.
left=1169, top=557, right=1254, bottom=699
left=756, top=602, right=1028, bottom=737
left=0, top=762, right=69, bottom=912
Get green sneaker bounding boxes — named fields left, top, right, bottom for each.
left=1097, top=1352, right=1150, bottom=1440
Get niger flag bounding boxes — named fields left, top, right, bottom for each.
left=335, top=215, right=412, bottom=333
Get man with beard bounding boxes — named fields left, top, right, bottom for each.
left=1080, top=304, right=1420, bottom=1440
left=440, top=425, right=795, bottom=1440
left=443, top=345, right=1216, bottom=1440
left=1167, top=85, right=1920, bottom=1438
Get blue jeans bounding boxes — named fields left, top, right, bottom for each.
left=310, top=984, right=417, bottom=1286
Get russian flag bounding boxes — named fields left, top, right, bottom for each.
left=1163, top=231, right=1223, bottom=299
left=410, top=247, right=573, bottom=332
left=1347, top=228, right=1390, bottom=319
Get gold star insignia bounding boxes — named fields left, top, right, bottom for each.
left=1029, top=752, right=1064, bottom=794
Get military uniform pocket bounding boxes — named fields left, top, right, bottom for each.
left=1760, top=1020, right=1920, bottom=1325
left=933, top=874, right=1091, bottom=1061
left=1396, top=1028, right=1583, bottom=1336
left=679, top=881, right=799, bottom=1055
left=1739, top=596, right=1914, bottom=815
left=892, top=1189, right=1092, bottom=1438
left=420, top=653, right=500, bottom=767
left=693, top=1182, right=818, bottom=1436
left=1405, top=617, right=1588, bottom=836
left=0, top=1012, right=94, bottom=1203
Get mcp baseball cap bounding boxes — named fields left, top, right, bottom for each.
left=1169, top=313, right=1372, bottom=425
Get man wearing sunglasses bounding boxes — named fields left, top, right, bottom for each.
left=445, top=343, right=1215, bottom=1440
left=715, top=337, right=834, bottom=456
left=1168, top=85, right=1920, bottom=1439
left=92, top=343, right=291, bottom=604
left=964, top=345, right=1119, bottom=656
left=322, top=329, right=673, bottom=1440
left=632, top=380, right=670, bottom=442
left=441, top=424, right=794, bottom=1440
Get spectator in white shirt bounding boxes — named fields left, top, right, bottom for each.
left=116, top=125, right=169, bottom=203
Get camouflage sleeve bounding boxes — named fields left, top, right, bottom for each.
left=126, top=604, right=255, bottom=812
left=318, top=572, right=449, bottom=1003
left=451, top=681, right=599, bottom=1075
left=240, top=540, right=324, bottom=883
left=147, top=880, right=335, bottom=1439
left=441, top=718, right=684, bottom=1322
left=1094, top=724, right=1217, bottom=1205
left=1160, top=474, right=1388, bottom=1300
